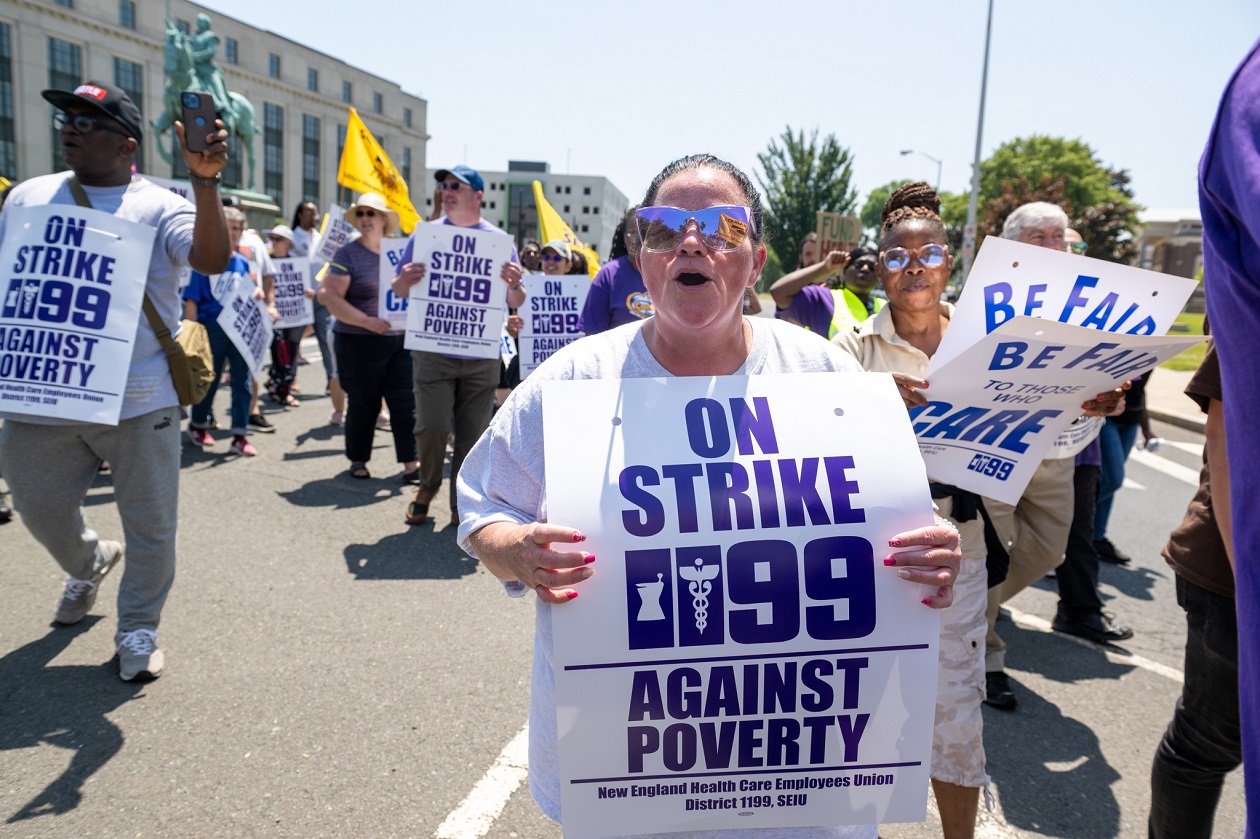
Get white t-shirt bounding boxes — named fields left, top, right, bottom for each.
left=457, top=318, right=874, bottom=839
left=0, top=171, right=195, bottom=422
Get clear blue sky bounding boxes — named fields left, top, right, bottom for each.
left=202, top=0, right=1257, bottom=213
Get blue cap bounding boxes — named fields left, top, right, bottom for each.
left=435, top=165, right=485, bottom=193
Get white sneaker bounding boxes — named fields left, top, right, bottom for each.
left=54, top=540, right=124, bottom=625
left=116, top=628, right=164, bottom=681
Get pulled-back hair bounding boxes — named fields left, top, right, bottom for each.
left=641, top=154, right=764, bottom=244
left=609, top=204, right=640, bottom=261
left=880, top=181, right=946, bottom=245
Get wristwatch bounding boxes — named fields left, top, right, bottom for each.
left=190, top=173, right=221, bottom=187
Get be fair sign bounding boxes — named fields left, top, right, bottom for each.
left=404, top=226, right=510, bottom=358
left=379, top=240, right=410, bottom=331
left=545, top=373, right=939, bottom=838
left=519, top=276, right=589, bottom=379
left=913, top=317, right=1201, bottom=504
left=0, top=205, right=153, bottom=424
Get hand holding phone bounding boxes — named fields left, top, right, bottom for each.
left=180, top=91, right=216, bottom=153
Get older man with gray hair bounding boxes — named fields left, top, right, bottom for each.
left=980, top=201, right=1130, bottom=711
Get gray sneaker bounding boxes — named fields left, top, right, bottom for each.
left=54, top=540, right=124, bottom=625
left=116, top=628, right=164, bottom=681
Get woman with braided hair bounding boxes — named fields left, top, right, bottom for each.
left=833, top=182, right=991, bottom=838
left=770, top=232, right=885, bottom=337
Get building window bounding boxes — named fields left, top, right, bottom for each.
left=113, top=57, right=144, bottom=171
left=425, top=197, right=432, bottom=207
left=582, top=206, right=589, bottom=214
left=268, top=53, right=281, bottom=79
left=175, top=19, right=190, bottom=34
left=489, top=201, right=496, bottom=209
left=0, top=24, right=14, bottom=180
left=563, top=205, right=570, bottom=213
left=342, top=81, right=352, bottom=103
left=48, top=37, right=81, bottom=172
left=584, top=186, right=591, bottom=195
left=224, top=37, right=238, bottom=65
left=401, top=146, right=411, bottom=186
left=307, top=68, right=318, bottom=92
left=592, top=206, right=599, bottom=214
left=581, top=224, right=589, bottom=233
left=565, top=186, right=571, bottom=194
left=222, top=136, right=241, bottom=190
left=119, top=0, right=136, bottom=29
left=554, top=185, right=561, bottom=194
left=372, top=92, right=382, bottom=114
left=301, top=114, right=320, bottom=203
left=403, top=107, right=412, bottom=128
left=264, top=103, right=283, bottom=200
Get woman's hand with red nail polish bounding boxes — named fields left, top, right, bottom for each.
left=467, top=521, right=594, bottom=605
left=884, top=521, right=961, bottom=609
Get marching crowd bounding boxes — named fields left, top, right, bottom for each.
left=0, top=74, right=1251, bottom=839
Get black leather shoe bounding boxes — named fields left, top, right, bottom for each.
left=984, top=671, right=1018, bottom=710
left=1093, top=538, right=1131, bottom=565
left=1052, top=614, right=1134, bottom=644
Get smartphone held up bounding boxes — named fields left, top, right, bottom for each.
left=180, top=91, right=217, bottom=153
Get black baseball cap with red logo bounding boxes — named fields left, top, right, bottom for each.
left=42, top=80, right=144, bottom=143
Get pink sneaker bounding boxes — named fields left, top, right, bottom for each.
left=229, top=435, right=257, bottom=457
left=187, top=426, right=213, bottom=447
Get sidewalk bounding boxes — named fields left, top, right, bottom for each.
left=1147, top=366, right=1203, bottom=432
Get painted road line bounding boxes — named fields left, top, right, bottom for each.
left=1006, top=607, right=1184, bottom=684
left=434, top=725, right=530, bottom=839
left=1130, top=448, right=1201, bottom=488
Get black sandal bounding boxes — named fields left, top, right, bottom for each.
left=349, top=462, right=370, bottom=480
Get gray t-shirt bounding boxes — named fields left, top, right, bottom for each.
left=457, top=317, right=874, bottom=839
left=0, top=171, right=195, bottom=423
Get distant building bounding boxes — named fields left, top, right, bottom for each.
left=420, top=161, right=630, bottom=258
left=0, top=0, right=427, bottom=222
left=1135, top=209, right=1203, bottom=312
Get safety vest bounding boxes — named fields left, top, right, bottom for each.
left=828, top=288, right=885, bottom=338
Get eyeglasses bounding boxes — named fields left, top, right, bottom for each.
left=635, top=205, right=755, bottom=253
left=1067, top=240, right=1088, bottom=255
left=541, top=254, right=566, bottom=263
left=436, top=181, right=472, bottom=192
left=53, top=111, right=129, bottom=138
left=355, top=209, right=378, bottom=218
left=880, top=243, right=949, bottom=272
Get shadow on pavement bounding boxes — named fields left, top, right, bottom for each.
left=983, top=683, right=1122, bottom=838
left=1002, top=621, right=1138, bottom=686
left=0, top=618, right=145, bottom=824
left=277, top=475, right=407, bottom=510
left=295, top=424, right=342, bottom=445
left=1100, top=563, right=1165, bottom=602
left=343, top=527, right=476, bottom=580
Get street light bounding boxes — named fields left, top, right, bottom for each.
left=962, top=0, right=996, bottom=283
left=900, top=149, right=942, bottom=192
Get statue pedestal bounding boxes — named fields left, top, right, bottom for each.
left=225, top=188, right=280, bottom=232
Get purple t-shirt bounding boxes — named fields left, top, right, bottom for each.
left=577, top=256, right=653, bottom=334
left=327, top=240, right=394, bottom=335
left=1200, top=36, right=1260, bottom=833
left=775, top=283, right=834, bottom=335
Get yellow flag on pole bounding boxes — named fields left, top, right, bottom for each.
left=337, top=107, right=420, bottom=233
left=532, top=180, right=600, bottom=278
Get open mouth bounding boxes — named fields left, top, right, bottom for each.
left=676, top=272, right=710, bottom=287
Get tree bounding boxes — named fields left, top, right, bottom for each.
left=755, top=126, right=857, bottom=275
left=860, top=180, right=910, bottom=232
left=974, top=136, right=1142, bottom=264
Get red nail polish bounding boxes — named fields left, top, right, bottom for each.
left=567, top=591, right=580, bottom=600
left=882, top=557, right=896, bottom=566
left=573, top=532, right=587, bottom=542
left=921, top=598, right=933, bottom=606
left=584, top=555, right=596, bottom=564
left=889, top=538, right=902, bottom=547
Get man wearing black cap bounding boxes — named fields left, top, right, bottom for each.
left=392, top=165, right=525, bottom=525
left=0, top=81, right=231, bottom=681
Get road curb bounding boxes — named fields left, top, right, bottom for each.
left=1150, top=407, right=1205, bottom=434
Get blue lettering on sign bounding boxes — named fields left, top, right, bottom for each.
left=427, top=269, right=491, bottom=304
left=0, top=278, right=111, bottom=329
left=910, top=401, right=1062, bottom=454
left=624, top=537, right=877, bottom=651
left=384, top=290, right=407, bottom=312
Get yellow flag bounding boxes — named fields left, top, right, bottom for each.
left=532, top=180, right=600, bottom=278
left=337, top=108, right=420, bottom=233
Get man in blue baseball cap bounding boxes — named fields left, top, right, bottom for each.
left=391, top=165, right=525, bottom=526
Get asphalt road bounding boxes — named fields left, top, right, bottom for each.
left=0, top=351, right=1245, bottom=839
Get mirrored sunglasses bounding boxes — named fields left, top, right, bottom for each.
left=1067, top=240, right=1088, bottom=255
left=635, top=205, right=755, bottom=253
left=881, top=243, right=948, bottom=272
left=54, top=111, right=129, bottom=138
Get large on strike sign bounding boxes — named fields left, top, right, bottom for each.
left=544, top=372, right=940, bottom=838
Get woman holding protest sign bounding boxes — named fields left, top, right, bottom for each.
left=316, top=193, right=419, bottom=481
left=456, top=155, right=962, bottom=839
left=831, top=183, right=991, bottom=839
left=265, top=225, right=314, bottom=407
